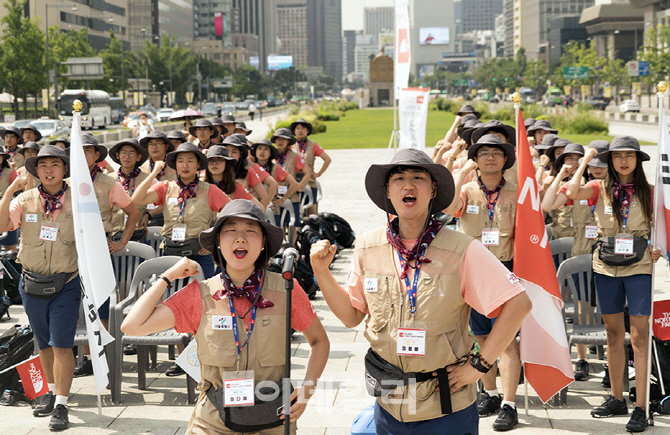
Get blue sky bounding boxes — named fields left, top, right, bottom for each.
left=342, top=0, right=394, bottom=31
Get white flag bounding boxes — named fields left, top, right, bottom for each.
left=69, top=109, right=116, bottom=394
left=398, top=88, right=430, bottom=150
left=654, top=98, right=670, bottom=259
left=175, top=339, right=201, bottom=383
left=394, top=0, right=411, bottom=92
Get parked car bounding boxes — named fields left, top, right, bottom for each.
left=156, top=108, right=175, bottom=122
left=220, top=103, right=236, bottom=115
left=13, top=119, right=35, bottom=129
left=584, top=97, right=608, bottom=110
left=524, top=96, right=536, bottom=104
left=488, top=95, right=500, bottom=103
left=138, top=104, right=157, bottom=115
left=619, top=99, right=640, bottom=113
left=201, top=103, right=218, bottom=117
left=124, top=111, right=155, bottom=128
left=31, top=118, right=70, bottom=142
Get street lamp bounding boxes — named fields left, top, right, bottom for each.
left=45, top=2, right=78, bottom=117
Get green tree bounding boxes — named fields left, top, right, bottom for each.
left=266, top=67, right=306, bottom=96
left=638, top=25, right=670, bottom=105
left=47, top=26, right=94, bottom=91
left=0, top=0, right=47, bottom=117
left=231, top=64, right=264, bottom=99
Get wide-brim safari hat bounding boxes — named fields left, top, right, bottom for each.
left=365, top=148, right=454, bottom=215
left=165, top=142, right=208, bottom=171
left=110, top=138, right=149, bottom=167
left=461, top=122, right=485, bottom=147
left=271, top=127, right=297, bottom=145
left=527, top=120, right=558, bottom=136
left=290, top=118, right=313, bottom=135
left=0, top=126, right=24, bottom=144
left=140, top=130, right=175, bottom=153
left=251, top=139, right=279, bottom=161
left=76, top=133, right=108, bottom=162
left=21, top=124, right=43, bottom=142
left=456, top=118, right=481, bottom=140
left=546, top=138, right=572, bottom=163
left=221, top=114, right=236, bottom=123
left=457, top=104, right=481, bottom=118
left=599, top=135, right=650, bottom=163
left=470, top=120, right=516, bottom=146
left=25, top=145, right=69, bottom=177
left=18, top=141, right=40, bottom=156
left=199, top=199, right=284, bottom=257
left=206, top=145, right=237, bottom=162
left=524, top=118, right=536, bottom=129
left=167, top=130, right=187, bottom=144
left=235, top=121, right=252, bottom=135
left=209, top=117, right=230, bottom=135
left=554, top=142, right=585, bottom=169
left=580, top=140, right=609, bottom=168
left=48, top=136, right=70, bottom=148
left=468, top=134, right=516, bottom=171
left=535, top=133, right=559, bottom=151
left=188, top=119, right=218, bottom=138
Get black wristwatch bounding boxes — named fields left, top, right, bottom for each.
left=470, top=352, right=492, bottom=374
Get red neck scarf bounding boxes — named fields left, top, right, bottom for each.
left=176, top=175, right=199, bottom=205
left=297, top=139, right=308, bottom=158
left=385, top=216, right=443, bottom=279
left=213, top=269, right=274, bottom=308
left=613, top=180, right=635, bottom=210
left=117, top=167, right=142, bottom=192
left=5, top=146, right=18, bottom=162
left=277, top=150, right=288, bottom=168
left=477, top=176, right=506, bottom=215
left=38, top=182, right=68, bottom=218
left=90, top=165, right=102, bottom=182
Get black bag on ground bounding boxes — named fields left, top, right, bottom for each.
left=21, top=270, right=71, bottom=299
left=0, top=325, right=35, bottom=393
left=295, top=226, right=324, bottom=260
left=319, top=212, right=355, bottom=249
left=301, top=216, right=340, bottom=248
left=164, top=238, right=201, bottom=258
left=0, top=252, right=22, bottom=304
left=596, top=236, right=647, bottom=267
left=294, top=257, right=319, bottom=300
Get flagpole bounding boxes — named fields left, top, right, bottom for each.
left=512, top=92, right=530, bottom=416
left=646, top=81, right=667, bottom=425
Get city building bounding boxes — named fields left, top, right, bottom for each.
left=367, top=50, right=394, bottom=107
left=461, top=0, right=503, bottom=32
left=543, top=15, right=589, bottom=67
left=191, top=39, right=248, bottom=72
left=503, top=0, right=515, bottom=56
left=629, top=0, right=670, bottom=33
left=455, top=0, right=463, bottom=34
left=495, top=12, right=506, bottom=47
left=364, top=6, right=394, bottom=36
left=580, top=1, right=644, bottom=62
left=276, top=0, right=309, bottom=66
left=228, top=0, right=278, bottom=72
left=410, top=0, right=457, bottom=78
left=130, top=0, right=194, bottom=51
left=354, top=34, right=377, bottom=82
left=23, top=0, right=128, bottom=51
left=193, top=0, right=232, bottom=41
left=343, top=30, right=357, bottom=74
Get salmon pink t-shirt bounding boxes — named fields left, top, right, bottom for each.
left=150, top=180, right=230, bottom=212
left=245, top=167, right=262, bottom=189
left=557, top=182, right=598, bottom=207
left=252, top=163, right=269, bottom=182
left=233, top=182, right=254, bottom=200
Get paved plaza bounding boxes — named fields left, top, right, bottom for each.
left=2, top=114, right=670, bottom=434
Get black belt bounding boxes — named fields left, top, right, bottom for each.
left=410, top=368, right=452, bottom=415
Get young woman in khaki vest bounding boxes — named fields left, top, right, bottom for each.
left=290, top=119, right=331, bottom=215
left=540, top=138, right=574, bottom=240
left=311, top=148, right=531, bottom=434
left=204, top=145, right=259, bottom=207
left=566, top=136, right=661, bottom=432
left=542, top=141, right=610, bottom=383
left=0, top=148, right=19, bottom=252
left=223, top=136, right=271, bottom=210
left=121, top=199, right=329, bottom=434
left=140, top=130, right=178, bottom=227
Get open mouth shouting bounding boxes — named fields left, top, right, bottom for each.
left=233, top=248, right=248, bottom=259
left=402, top=194, right=417, bottom=206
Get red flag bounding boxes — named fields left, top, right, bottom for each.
left=653, top=299, right=670, bottom=341
left=15, top=355, right=50, bottom=400
left=653, top=99, right=670, bottom=259
left=514, top=109, right=574, bottom=403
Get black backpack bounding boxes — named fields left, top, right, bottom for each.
left=295, top=226, right=324, bottom=261
left=0, top=325, right=35, bottom=393
left=302, top=216, right=340, bottom=247
left=266, top=257, right=318, bottom=300
left=319, top=212, right=355, bottom=249
left=0, top=252, right=23, bottom=305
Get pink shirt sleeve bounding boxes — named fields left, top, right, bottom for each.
left=8, top=197, right=22, bottom=230
left=109, top=181, right=132, bottom=208
left=292, top=279, right=317, bottom=331
left=294, top=155, right=306, bottom=172
left=149, top=181, right=169, bottom=206
left=459, top=241, right=526, bottom=317
left=344, top=247, right=369, bottom=315
left=273, top=166, right=288, bottom=183
left=557, top=185, right=573, bottom=205
left=246, top=168, right=260, bottom=188
left=97, top=160, right=109, bottom=168
left=312, top=143, right=324, bottom=157
left=234, top=183, right=254, bottom=200
left=586, top=179, right=601, bottom=204
left=9, top=170, right=17, bottom=183
left=452, top=188, right=468, bottom=218
left=253, top=163, right=269, bottom=182
left=162, top=280, right=203, bottom=335
left=207, top=184, right=230, bottom=212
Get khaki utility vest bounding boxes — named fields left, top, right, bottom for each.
left=357, top=227, right=476, bottom=422
left=92, top=172, right=116, bottom=234
left=17, top=187, right=78, bottom=277
left=278, top=152, right=300, bottom=203
left=592, top=180, right=652, bottom=277
left=551, top=181, right=574, bottom=239
left=110, top=170, right=149, bottom=234
left=570, top=179, right=597, bottom=256
left=195, top=272, right=287, bottom=390
left=267, top=164, right=292, bottom=216
left=459, top=179, right=517, bottom=262
left=298, top=140, right=318, bottom=188
left=161, top=180, right=217, bottom=240
left=0, top=168, right=10, bottom=197
left=140, top=159, right=177, bottom=182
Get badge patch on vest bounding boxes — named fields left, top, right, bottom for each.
left=168, top=197, right=178, bottom=205
left=506, top=273, right=519, bottom=285
left=364, top=278, right=378, bottom=293
left=212, top=316, right=233, bottom=330
left=26, top=214, right=37, bottom=222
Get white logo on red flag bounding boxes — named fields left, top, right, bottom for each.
left=15, top=355, right=50, bottom=400
left=653, top=299, right=670, bottom=341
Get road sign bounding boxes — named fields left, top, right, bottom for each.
left=455, top=78, right=468, bottom=86
left=638, top=61, right=650, bottom=76
left=62, top=57, right=104, bottom=80
left=468, top=79, right=480, bottom=87
left=627, top=61, right=639, bottom=77
left=212, top=77, right=233, bottom=88
left=563, top=66, right=589, bottom=80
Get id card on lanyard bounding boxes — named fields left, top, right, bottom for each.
left=172, top=199, right=188, bottom=241
left=615, top=195, right=633, bottom=254
left=396, top=251, right=426, bottom=356
left=482, top=188, right=501, bottom=246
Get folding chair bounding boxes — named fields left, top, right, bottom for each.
left=145, top=226, right=165, bottom=257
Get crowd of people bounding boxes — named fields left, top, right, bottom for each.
left=0, top=104, right=663, bottom=434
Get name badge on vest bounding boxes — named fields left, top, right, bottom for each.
left=466, top=205, right=479, bottom=214
left=614, top=233, right=634, bottom=255
left=223, top=370, right=255, bottom=407
left=364, top=278, right=378, bottom=293
left=172, top=224, right=187, bottom=241
left=397, top=328, right=426, bottom=357
left=212, top=315, right=233, bottom=330
left=604, top=205, right=613, bottom=215
left=481, top=229, right=500, bottom=246
left=26, top=214, right=37, bottom=223
left=39, top=225, right=58, bottom=242
left=147, top=203, right=157, bottom=210
left=585, top=225, right=598, bottom=239
left=579, top=199, right=589, bottom=206
left=168, top=197, right=179, bottom=205
left=277, top=185, right=288, bottom=195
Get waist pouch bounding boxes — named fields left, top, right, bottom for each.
left=21, top=270, right=72, bottom=299
left=147, top=213, right=164, bottom=227
left=205, top=381, right=294, bottom=433
left=596, top=236, right=647, bottom=267
left=164, top=238, right=201, bottom=258
left=364, top=348, right=453, bottom=415
left=111, top=229, right=147, bottom=243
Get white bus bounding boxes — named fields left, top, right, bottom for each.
left=59, top=90, right=112, bottom=129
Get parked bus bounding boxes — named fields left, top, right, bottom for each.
left=110, top=97, right=125, bottom=124
left=58, top=89, right=111, bottom=129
